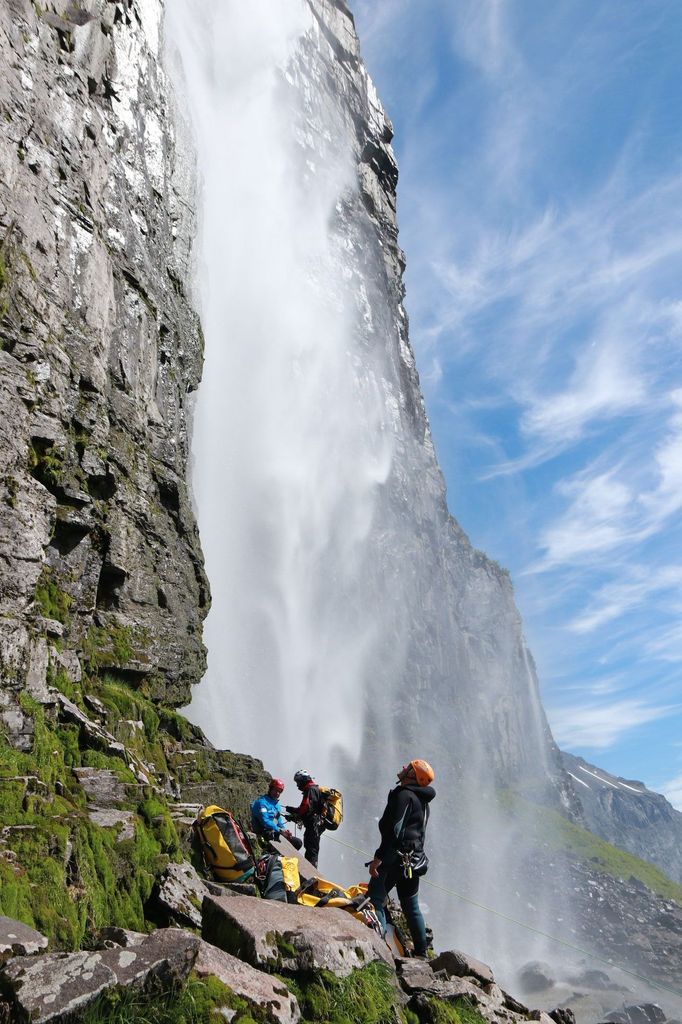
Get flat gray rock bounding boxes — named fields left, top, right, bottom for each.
left=431, top=949, right=495, bottom=986
left=202, top=892, right=392, bottom=977
left=72, top=767, right=133, bottom=807
left=1, top=949, right=115, bottom=1022
left=195, top=940, right=300, bottom=1024
left=1, top=928, right=199, bottom=1022
left=396, top=957, right=442, bottom=994
left=153, top=861, right=210, bottom=928
left=108, top=928, right=199, bottom=989
left=0, top=916, right=48, bottom=960
left=97, top=926, right=147, bottom=948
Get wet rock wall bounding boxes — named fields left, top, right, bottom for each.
left=0, top=0, right=209, bottom=729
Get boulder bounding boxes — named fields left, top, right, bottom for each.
left=0, top=916, right=48, bottom=960
left=53, top=649, right=82, bottom=683
left=549, top=1008, right=576, bottom=1024
left=483, top=982, right=506, bottom=1007
left=431, top=949, right=495, bottom=986
left=104, top=928, right=199, bottom=989
left=97, top=927, right=147, bottom=948
left=408, top=986, right=492, bottom=1024
left=152, top=861, right=211, bottom=929
left=202, top=892, right=393, bottom=977
left=567, top=968, right=613, bottom=991
left=195, top=940, right=300, bottom=1024
left=1, top=949, right=117, bottom=1022
left=502, top=989, right=530, bottom=1014
left=528, top=1012, right=558, bottom=1024
left=518, top=960, right=555, bottom=993
left=395, top=958, right=481, bottom=1004
left=396, top=957, right=444, bottom=996
left=0, top=928, right=199, bottom=1022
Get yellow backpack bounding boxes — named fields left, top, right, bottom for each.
left=319, top=787, right=343, bottom=830
left=280, top=856, right=301, bottom=893
left=193, top=805, right=255, bottom=883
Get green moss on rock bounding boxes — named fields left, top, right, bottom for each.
left=0, top=668, right=269, bottom=949
left=34, top=566, right=72, bottom=623
left=410, top=998, right=491, bottom=1024
left=286, top=962, right=402, bottom=1024
left=83, top=623, right=143, bottom=670
left=80, top=973, right=238, bottom=1023
left=0, top=692, right=178, bottom=947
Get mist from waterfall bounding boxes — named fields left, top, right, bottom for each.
left=165, top=0, right=575, bottom=986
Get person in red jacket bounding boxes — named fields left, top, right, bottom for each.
left=367, top=759, right=436, bottom=957
left=285, top=769, right=325, bottom=867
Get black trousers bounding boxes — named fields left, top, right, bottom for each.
left=303, top=818, right=322, bottom=867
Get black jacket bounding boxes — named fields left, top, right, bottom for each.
left=374, top=782, right=435, bottom=863
left=287, top=782, right=322, bottom=824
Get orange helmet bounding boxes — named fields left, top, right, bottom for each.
left=410, top=759, right=435, bottom=786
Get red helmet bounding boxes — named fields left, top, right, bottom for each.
left=269, top=778, right=285, bottom=793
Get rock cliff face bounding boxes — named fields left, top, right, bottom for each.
left=0, top=0, right=209, bottom=733
left=562, top=753, right=682, bottom=886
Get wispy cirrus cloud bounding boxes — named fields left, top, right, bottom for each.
left=532, top=392, right=682, bottom=571
left=569, top=565, right=682, bottom=634
left=549, top=698, right=677, bottom=751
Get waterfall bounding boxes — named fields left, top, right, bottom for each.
left=164, top=0, right=572, bottom=983
left=164, top=0, right=397, bottom=778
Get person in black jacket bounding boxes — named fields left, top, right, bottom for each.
left=367, top=758, right=435, bottom=957
left=285, top=769, right=325, bottom=867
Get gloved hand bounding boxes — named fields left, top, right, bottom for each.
left=284, top=806, right=297, bottom=815
left=283, top=830, right=303, bottom=851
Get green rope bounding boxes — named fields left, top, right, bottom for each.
left=326, top=832, right=682, bottom=1002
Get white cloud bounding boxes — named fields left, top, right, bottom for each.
left=520, top=339, right=645, bottom=445
left=641, top=390, right=682, bottom=524
left=644, top=622, right=682, bottom=664
left=570, top=566, right=682, bottom=634
left=532, top=470, right=633, bottom=570
left=549, top=698, right=676, bottom=750
left=530, top=392, right=682, bottom=573
left=659, top=773, right=682, bottom=812
left=447, top=0, right=518, bottom=80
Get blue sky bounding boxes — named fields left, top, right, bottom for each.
left=352, top=0, right=682, bottom=808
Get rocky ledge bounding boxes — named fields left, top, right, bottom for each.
left=0, top=891, right=580, bottom=1024
left=2, top=889, right=678, bottom=1024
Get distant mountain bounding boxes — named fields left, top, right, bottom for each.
left=562, top=752, right=682, bottom=885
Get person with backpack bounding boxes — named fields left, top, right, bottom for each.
left=367, top=758, right=435, bottom=958
left=251, top=778, right=302, bottom=849
left=285, top=769, right=326, bottom=867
